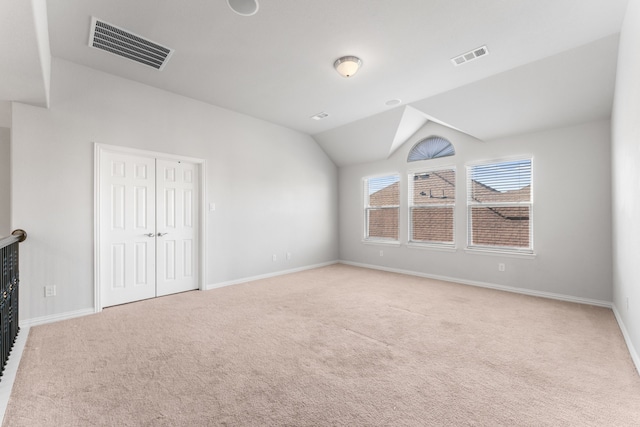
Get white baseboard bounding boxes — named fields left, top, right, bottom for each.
left=612, top=305, right=640, bottom=376
left=19, top=308, right=95, bottom=328
left=339, top=260, right=612, bottom=308
left=205, top=260, right=339, bottom=291
left=0, top=326, right=30, bottom=425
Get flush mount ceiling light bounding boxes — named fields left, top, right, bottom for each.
left=334, top=56, right=362, bottom=78
left=227, top=0, right=259, bottom=16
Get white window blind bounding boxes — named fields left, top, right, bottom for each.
left=365, top=174, right=400, bottom=241
left=407, top=136, right=455, bottom=162
left=467, top=159, right=532, bottom=251
left=409, top=169, right=455, bottom=245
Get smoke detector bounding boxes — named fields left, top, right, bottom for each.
left=89, top=17, right=174, bottom=71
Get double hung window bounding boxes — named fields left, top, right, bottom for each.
left=467, top=159, right=533, bottom=252
left=364, top=174, right=400, bottom=241
left=409, top=168, right=455, bottom=245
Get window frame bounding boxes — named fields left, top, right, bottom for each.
left=363, top=173, right=401, bottom=244
left=407, top=166, right=456, bottom=249
left=466, top=157, right=534, bottom=255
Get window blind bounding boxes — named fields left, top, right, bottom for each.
left=407, top=136, right=455, bottom=162
left=467, top=159, right=532, bottom=250
left=365, top=174, right=400, bottom=241
left=409, top=169, right=455, bottom=244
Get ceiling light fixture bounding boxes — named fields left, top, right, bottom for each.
left=227, top=0, right=259, bottom=16
left=334, top=56, right=362, bottom=78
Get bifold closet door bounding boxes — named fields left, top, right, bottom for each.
left=99, top=151, right=157, bottom=308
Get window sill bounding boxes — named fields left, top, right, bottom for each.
left=407, top=242, right=457, bottom=253
left=464, top=247, right=536, bottom=259
left=362, top=239, right=401, bottom=247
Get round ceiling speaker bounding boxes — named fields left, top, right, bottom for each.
left=227, top=0, right=259, bottom=16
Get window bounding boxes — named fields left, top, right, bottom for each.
left=407, top=136, right=455, bottom=162
left=364, top=174, right=400, bottom=241
left=467, top=159, right=532, bottom=252
left=409, top=168, right=455, bottom=245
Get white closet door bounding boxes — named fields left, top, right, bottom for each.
left=100, top=151, right=157, bottom=307
left=155, top=159, right=199, bottom=297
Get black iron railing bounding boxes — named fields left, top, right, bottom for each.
left=0, top=229, right=26, bottom=380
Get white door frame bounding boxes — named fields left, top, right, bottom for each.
left=94, top=143, right=206, bottom=312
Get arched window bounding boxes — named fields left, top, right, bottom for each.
left=407, top=136, right=455, bottom=162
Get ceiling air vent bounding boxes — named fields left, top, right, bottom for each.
left=310, top=112, right=330, bottom=121
left=451, top=45, right=489, bottom=67
left=88, top=17, right=174, bottom=71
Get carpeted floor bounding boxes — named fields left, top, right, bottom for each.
left=3, top=264, right=640, bottom=426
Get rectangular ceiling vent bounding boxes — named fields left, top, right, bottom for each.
left=88, top=17, right=174, bottom=71
left=451, top=45, right=489, bottom=67
left=310, top=112, right=330, bottom=121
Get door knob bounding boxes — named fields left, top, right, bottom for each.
left=145, top=233, right=155, bottom=237
left=157, top=232, right=168, bottom=237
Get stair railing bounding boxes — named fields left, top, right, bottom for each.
left=0, top=229, right=27, bottom=380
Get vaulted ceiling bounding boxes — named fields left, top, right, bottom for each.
left=0, top=0, right=630, bottom=165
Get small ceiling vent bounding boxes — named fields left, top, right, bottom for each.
left=88, top=17, right=174, bottom=71
left=310, top=112, right=330, bottom=121
left=451, top=45, right=489, bottom=67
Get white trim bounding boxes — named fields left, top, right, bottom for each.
left=612, top=305, right=640, bottom=376
left=407, top=242, right=457, bottom=252
left=465, top=154, right=535, bottom=168
left=361, top=239, right=401, bottom=247
left=0, top=326, right=30, bottom=425
left=94, top=143, right=206, bottom=312
left=94, top=143, right=205, bottom=164
left=205, top=261, right=338, bottom=291
left=94, top=145, right=101, bottom=312
left=339, top=260, right=611, bottom=308
left=19, top=308, right=95, bottom=328
left=464, top=248, right=536, bottom=259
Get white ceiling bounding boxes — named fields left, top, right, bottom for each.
left=0, top=0, right=631, bottom=166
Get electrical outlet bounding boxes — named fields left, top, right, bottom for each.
left=379, top=250, right=384, bottom=257
left=286, top=252, right=291, bottom=260
left=44, top=285, right=56, bottom=297
left=498, top=263, right=506, bottom=272
left=272, top=254, right=277, bottom=262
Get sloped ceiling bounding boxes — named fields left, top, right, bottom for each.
left=318, top=34, right=621, bottom=166
left=410, top=34, right=620, bottom=142
left=0, top=0, right=630, bottom=165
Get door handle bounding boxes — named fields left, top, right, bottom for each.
left=157, top=232, right=168, bottom=237
left=144, top=233, right=155, bottom=237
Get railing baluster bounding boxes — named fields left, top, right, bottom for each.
left=0, top=229, right=26, bottom=380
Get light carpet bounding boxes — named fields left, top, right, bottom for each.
left=3, top=264, right=640, bottom=426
